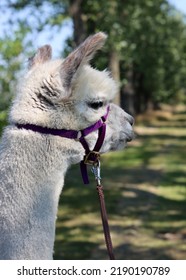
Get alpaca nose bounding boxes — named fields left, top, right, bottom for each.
left=126, top=129, right=135, bottom=142
left=127, top=134, right=134, bottom=142
left=125, top=113, right=134, bottom=126
left=128, top=115, right=134, bottom=126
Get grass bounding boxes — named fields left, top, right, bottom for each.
left=54, top=105, right=186, bottom=260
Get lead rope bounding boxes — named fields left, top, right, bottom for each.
left=92, top=162, right=115, bottom=260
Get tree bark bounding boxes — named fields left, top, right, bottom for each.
left=109, top=50, right=121, bottom=106
left=121, top=64, right=135, bottom=115
left=134, top=72, right=153, bottom=114
left=69, top=0, right=86, bottom=46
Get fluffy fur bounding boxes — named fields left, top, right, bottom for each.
left=0, top=32, right=134, bottom=259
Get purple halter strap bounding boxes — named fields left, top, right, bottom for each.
left=16, top=106, right=110, bottom=184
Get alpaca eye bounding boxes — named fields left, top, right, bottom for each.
left=88, top=101, right=104, bottom=110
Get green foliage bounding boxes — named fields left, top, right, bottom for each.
left=7, top=0, right=69, bottom=31
left=80, top=0, right=186, bottom=110
left=0, top=110, right=8, bottom=136
left=0, top=0, right=70, bottom=114
left=0, top=23, right=32, bottom=112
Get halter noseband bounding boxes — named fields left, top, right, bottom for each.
left=16, top=106, right=110, bottom=184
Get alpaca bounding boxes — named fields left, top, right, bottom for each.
left=0, top=32, right=134, bottom=259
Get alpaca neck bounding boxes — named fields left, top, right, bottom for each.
left=0, top=126, right=84, bottom=259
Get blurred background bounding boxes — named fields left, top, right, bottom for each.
left=0, top=0, right=186, bottom=259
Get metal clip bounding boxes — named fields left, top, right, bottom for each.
left=84, top=151, right=100, bottom=165
left=91, top=160, right=101, bottom=185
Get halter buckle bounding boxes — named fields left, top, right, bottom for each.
left=84, top=151, right=100, bottom=165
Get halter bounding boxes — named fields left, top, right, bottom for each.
left=16, top=105, right=115, bottom=259
left=16, top=106, right=110, bottom=184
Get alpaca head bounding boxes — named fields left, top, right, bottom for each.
left=10, top=32, right=134, bottom=156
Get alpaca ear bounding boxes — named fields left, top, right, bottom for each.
left=28, top=45, right=52, bottom=69
left=60, top=32, right=107, bottom=89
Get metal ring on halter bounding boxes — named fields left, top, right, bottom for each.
left=84, top=151, right=100, bottom=165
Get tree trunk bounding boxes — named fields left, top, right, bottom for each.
left=109, top=50, right=121, bottom=106
left=121, top=64, right=135, bottom=116
left=69, top=0, right=86, bottom=46
left=134, top=72, right=153, bottom=114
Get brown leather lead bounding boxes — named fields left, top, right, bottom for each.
left=97, top=184, right=115, bottom=260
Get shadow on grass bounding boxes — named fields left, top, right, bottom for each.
left=54, top=161, right=186, bottom=259
left=55, top=235, right=97, bottom=260
left=93, top=243, right=174, bottom=260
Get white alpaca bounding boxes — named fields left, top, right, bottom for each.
left=0, top=32, right=134, bottom=259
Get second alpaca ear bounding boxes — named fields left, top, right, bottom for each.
left=28, top=45, right=52, bottom=69
left=60, top=32, right=107, bottom=90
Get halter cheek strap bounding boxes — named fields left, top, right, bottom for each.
left=79, top=107, right=109, bottom=184
left=16, top=106, right=110, bottom=184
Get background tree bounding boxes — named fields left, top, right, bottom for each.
left=78, top=0, right=186, bottom=113
left=1, top=0, right=186, bottom=116
left=0, top=23, right=32, bottom=132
